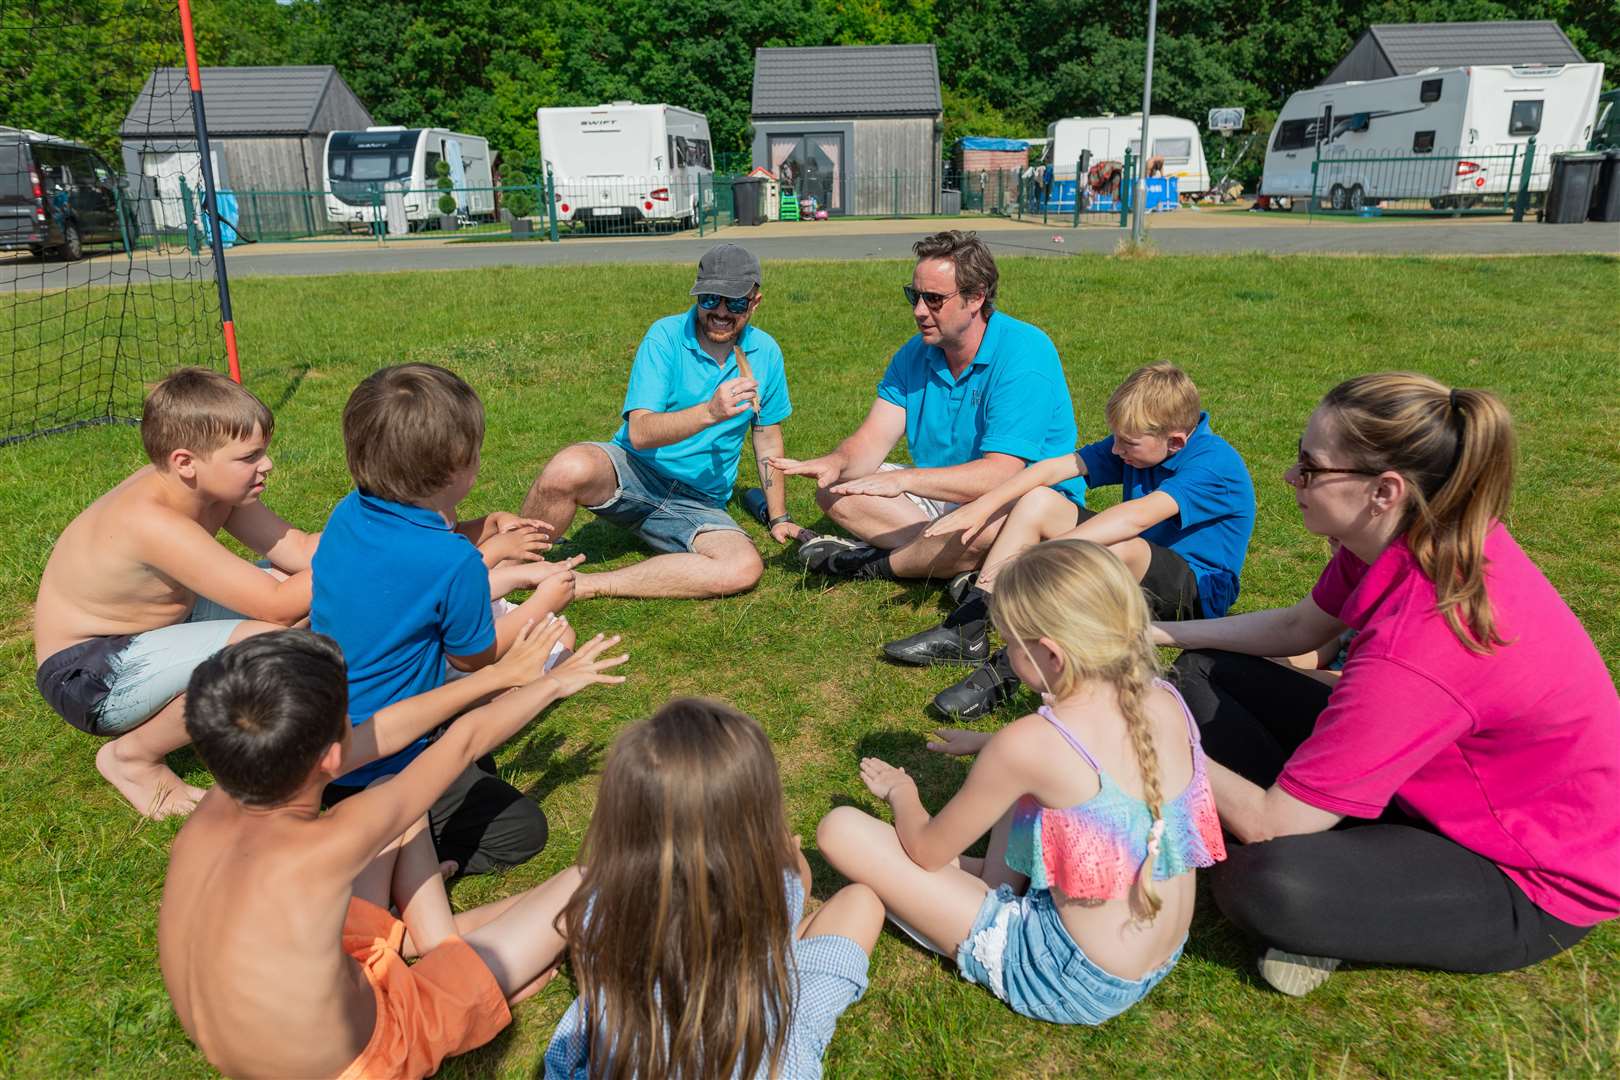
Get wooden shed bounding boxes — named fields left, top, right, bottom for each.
left=750, top=45, right=943, bottom=216
left=119, top=65, right=373, bottom=236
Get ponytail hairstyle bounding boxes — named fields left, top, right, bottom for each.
left=1320, top=373, right=1516, bottom=653
left=990, top=539, right=1168, bottom=920
left=561, top=698, right=798, bottom=1080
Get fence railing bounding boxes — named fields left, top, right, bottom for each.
left=1304, top=138, right=1588, bottom=219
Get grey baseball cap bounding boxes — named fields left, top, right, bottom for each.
left=690, top=244, right=761, bottom=298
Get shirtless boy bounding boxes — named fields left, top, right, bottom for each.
left=33, top=368, right=317, bottom=818
left=160, top=618, right=627, bottom=1080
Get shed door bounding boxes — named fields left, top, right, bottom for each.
left=768, top=134, right=843, bottom=213
left=141, top=150, right=224, bottom=229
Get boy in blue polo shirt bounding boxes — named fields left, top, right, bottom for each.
left=886, top=362, right=1256, bottom=718
left=313, top=364, right=579, bottom=877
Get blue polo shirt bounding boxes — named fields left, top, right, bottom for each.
left=611, top=308, right=791, bottom=506
left=1077, top=413, right=1256, bottom=616
left=311, top=489, right=495, bottom=785
left=877, top=312, right=1085, bottom=505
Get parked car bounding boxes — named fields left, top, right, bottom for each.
left=1, top=127, right=137, bottom=259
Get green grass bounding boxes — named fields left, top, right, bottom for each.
left=2, top=254, right=1617, bottom=1078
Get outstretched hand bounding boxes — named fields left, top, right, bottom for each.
left=829, top=470, right=907, bottom=498
left=480, top=524, right=552, bottom=565
left=925, top=728, right=991, bottom=757
left=923, top=499, right=992, bottom=542
left=490, top=616, right=570, bottom=688
left=768, top=455, right=841, bottom=489
left=544, top=632, right=629, bottom=697
left=859, top=757, right=917, bottom=802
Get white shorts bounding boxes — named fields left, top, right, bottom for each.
left=878, top=462, right=960, bottom=521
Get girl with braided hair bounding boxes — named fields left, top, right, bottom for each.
left=818, top=539, right=1225, bottom=1024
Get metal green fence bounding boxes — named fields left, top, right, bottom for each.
left=1305, top=138, right=1576, bottom=219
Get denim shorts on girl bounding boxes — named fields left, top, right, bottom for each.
left=954, top=884, right=1183, bottom=1025
left=35, top=595, right=246, bottom=737
left=584, top=441, right=744, bottom=554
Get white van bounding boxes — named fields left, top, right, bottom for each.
left=1261, top=63, right=1605, bottom=209
left=1041, top=114, right=1210, bottom=197
left=323, top=127, right=495, bottom=227
left=538, top=102, right=712, bottom=230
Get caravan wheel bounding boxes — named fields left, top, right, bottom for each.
left=1347, top=185, right=1366, bottom=212
left=1328, top=184, right=1348, bottom=211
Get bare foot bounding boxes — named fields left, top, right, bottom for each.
left=96, top=742, right=202, bottom=819
left=508, top=964, right=561, bottom=1007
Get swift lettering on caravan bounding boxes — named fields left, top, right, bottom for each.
left=322, top=127, right=495, bottom=229
left=1261, top=63, right=1605, bottom=210
left=538, top=102, right=713, bottom=232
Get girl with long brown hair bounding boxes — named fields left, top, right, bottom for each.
left=818, top=540, right=1225, bottom=1025
left=543, top=698, right=882, bottom=1079
left=1162, top=372, right=1620, bottom=995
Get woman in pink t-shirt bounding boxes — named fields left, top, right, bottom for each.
left=1158, top=372, right=1620, bottom=996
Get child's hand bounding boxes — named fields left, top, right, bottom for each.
left=486, top=511, right=553, bottom=538
left=490, top=616, right=568, bottom=688
left=859, top=757, right=917, bottom=802
left=923, top=499, right=992, bottom=542
left=528, top=556, right=584, bottom=614
left=544, top=633, right=629, bottom=697
left=926, top=728, right=991, bottom=757
left=480, top=525, right=551, bottom=566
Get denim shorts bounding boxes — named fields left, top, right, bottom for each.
left=584, top=441, right=745, bottom=554
left=35, top=594, right=245, bottom=736
left=955, top=885, right=1183, bottom=1025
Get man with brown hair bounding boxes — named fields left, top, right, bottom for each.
left=772, top=230, right=1084, bottom=586
left=33, top=367, right=317, bottom=819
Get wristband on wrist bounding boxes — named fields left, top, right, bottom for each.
left=768, top=514, right=795, bottom=528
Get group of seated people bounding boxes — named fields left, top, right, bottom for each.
left=31, top=231, right=1619, bottom=1078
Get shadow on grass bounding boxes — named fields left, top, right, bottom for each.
left=510, top=729, right=607, bottom=803
left=268, top=361, right=314, bottom=411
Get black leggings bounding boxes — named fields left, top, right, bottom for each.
left=1172, top=649, right=1591, bottom=972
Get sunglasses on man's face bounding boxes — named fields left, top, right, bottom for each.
left=903, top=285, right=962, bottom=311
left=697, top=294, right=753, bottom=314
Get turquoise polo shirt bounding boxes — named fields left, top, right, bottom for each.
left=311, top=489, right=496, bottom=785
left=1077, top=413, right=1256, bottom=616
left=611, top=308, right=791, bottom=507
left=877, top=312, right=1085, bottom=505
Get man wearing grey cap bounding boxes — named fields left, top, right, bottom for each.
left=521, top=244, right=799, bottom=598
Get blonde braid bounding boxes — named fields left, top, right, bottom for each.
left=1119, top=638, right=1166, bottom=922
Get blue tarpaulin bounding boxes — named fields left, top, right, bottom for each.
left=958, top=136, right=1029, bottom=152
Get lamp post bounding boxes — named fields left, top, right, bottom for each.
left=1131, top=0, right=1159, bottom=244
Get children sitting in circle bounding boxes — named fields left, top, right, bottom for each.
left=818, top=539, right=1225, bottom=1024
left=31, top=347, right=1616, bottom=1078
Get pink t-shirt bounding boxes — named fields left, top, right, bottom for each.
left=1280, top=524, right=1620, bottom=926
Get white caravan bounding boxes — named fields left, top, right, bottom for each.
left=1261, top=63, right=1605, bottom=209
left=323, top=127, right=495, bottom=227
left=1040, top=114, right=1210, bottom=194
left=538, top=102, right=712, bottom=229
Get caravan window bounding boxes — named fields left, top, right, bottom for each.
left=1420, top=79, right=1443, bottom=103
left=1413, top=131, right=1436, bottom=154
left=671, top=136, right=712, bottom=170
left=1272, top=119, right=1315, bottom=151
left=1153, top=137, right=1192, bottom=161
left=1509, top=100, right=1543, bottom=136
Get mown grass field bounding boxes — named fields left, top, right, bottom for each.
left=1, top=253, right=1617, bottom=1078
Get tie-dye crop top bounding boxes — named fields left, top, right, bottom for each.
left=1005, top=680, right=1226, bottom=900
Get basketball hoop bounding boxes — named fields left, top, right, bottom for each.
left=1208, top=107, right=1245, bottom=137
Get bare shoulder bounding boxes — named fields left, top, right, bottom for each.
left=1148, top=681, right=1198, bottom=790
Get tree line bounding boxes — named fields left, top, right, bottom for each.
left=4, top=0, right=1614, bottom=180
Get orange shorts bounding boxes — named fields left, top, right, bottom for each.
left=336, top=897, right=511, bottom=1080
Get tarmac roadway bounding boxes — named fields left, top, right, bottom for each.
left=2, top=209, right=1616, bottom=291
